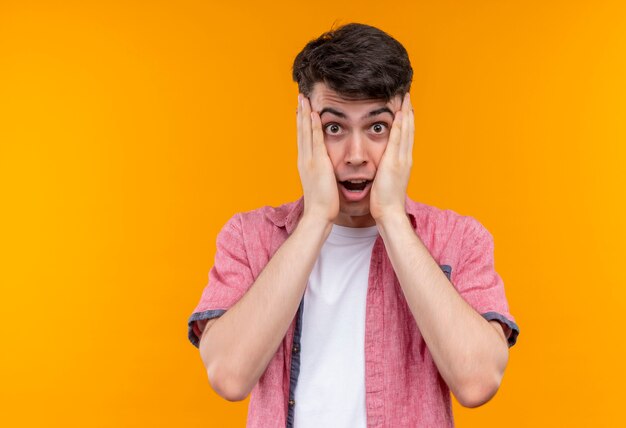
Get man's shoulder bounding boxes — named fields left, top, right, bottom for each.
left=405, top=196, right=480, bottom=237
left=406, top=196, right=468, bottom=223
left=229, top=197, right=304, bottom=230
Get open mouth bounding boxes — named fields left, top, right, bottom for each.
left=340, top=179, right=372, bottom=192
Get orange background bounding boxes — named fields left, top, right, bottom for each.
left=1, top=1, right=625, bottom=426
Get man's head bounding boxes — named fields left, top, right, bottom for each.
left=292, top=23, right=413, bottom=227
left=292, top=23, right=413, bottom=101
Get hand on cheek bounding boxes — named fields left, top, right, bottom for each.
left=296, top=94, right=340, bottom=225
left=370, top=93, right=414, bottom=223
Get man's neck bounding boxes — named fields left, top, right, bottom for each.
left=333, top=213, right=376, bottom=228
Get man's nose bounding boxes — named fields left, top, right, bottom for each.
left=345, top=132, right=367, bottom=166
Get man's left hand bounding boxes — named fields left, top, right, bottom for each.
left=370, top=92, right=414, bottom=223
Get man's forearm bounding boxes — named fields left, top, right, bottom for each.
left=199, top=215, right=331, bottom=401
left=376, top=212, right=509, bottom=408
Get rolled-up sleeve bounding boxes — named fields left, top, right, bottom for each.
left=187, top=214, right=254, bottom=348
left=452, top=217, right=520, bottom=347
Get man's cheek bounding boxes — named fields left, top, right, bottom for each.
left=324, top=145, right=341, bottom=167
left=371, top=143, right=388, bottom=165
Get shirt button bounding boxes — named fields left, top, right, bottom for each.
left=292, top=346, right=299, bottom=354
left=289, top=399, right=295, bottom=406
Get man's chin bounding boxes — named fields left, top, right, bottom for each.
left=335, top=207, right=376, bottom=227
left=339, top=197, right=368, bottom=212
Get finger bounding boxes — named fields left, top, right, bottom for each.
left=402, top=91, right=412, bottom=113
left=297, top=93, right=303, bottom=155
left=386, top=110, right=403, bottom=159
left=310, top=110, right=326, bottom=156
left=301, top=95, right=313, bottom=159
left=400, top=93, right=412, bottom=159
left=405, top=105, right=415, bottom=159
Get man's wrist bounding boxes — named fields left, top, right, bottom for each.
left=297, top=213, right=334, bottom=238
left=374, top=206, right=408, bottom=226
left=375, top=208, right=411, bottom=237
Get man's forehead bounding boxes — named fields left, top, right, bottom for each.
left=310, top=83, right=400, bottom=114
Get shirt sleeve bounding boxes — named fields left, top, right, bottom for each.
left=187, top=213, right=254, bottom=348
left=451, top=216, right=520, bottom=347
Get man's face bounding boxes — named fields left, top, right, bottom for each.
left=309, top=82, right=403, bottom=227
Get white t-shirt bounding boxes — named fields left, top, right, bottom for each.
left=293, top=223, right=379, bottom=428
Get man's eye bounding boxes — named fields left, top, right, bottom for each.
left=324, top=123, right=342, bottom=135
left=371, top=123, right=388, bottom=134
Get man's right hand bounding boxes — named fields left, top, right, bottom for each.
left=200, top=98, right=339, bottom=400
left=199, top=95, right=340, bottom=402
left=297, top=94, right=339, bottom=225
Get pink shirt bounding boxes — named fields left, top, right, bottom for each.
left=188, top=197, right=519, bottom=427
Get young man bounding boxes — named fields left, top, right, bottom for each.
left=188, top=23, right=519, bottom=427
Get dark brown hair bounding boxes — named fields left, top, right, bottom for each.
left=292, top=23, right=413, bottom=101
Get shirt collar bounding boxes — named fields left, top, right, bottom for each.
left=263, top=197, right=304, bottom=234
left=265, top=195, right=418, bottom=234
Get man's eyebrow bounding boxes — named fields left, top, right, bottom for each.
left=319, top=107, right=347, bottom=119
left=365, top=107, right=394, bottom=119
left=319, top=106, right=395, bottom=120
